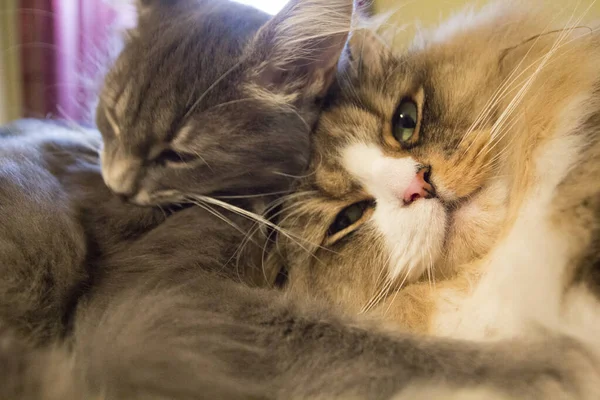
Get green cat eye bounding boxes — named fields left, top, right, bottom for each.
left=392, top=99, right=418, bottom=143
left=327, top=200, right=373, bottom=237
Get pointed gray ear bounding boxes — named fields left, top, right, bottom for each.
left=335, top=1, right=393, bottom=77
left=247, top=0, right=354, bottom=99
left=135, top=0, right=186, bottom=20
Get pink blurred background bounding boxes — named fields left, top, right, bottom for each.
left=12, top=0, right=135, bottom=124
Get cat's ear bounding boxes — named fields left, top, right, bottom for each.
left=338, top=1, right=393, bottom=76
left=135, top=0, right=185, bottom=20
left=247, top=0, right=354, bottom=99
left=340, top=28, right=392, bottom=76
left=136, top=0, right=164, bottom=14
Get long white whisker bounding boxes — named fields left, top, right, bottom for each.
left=361, top=239, right=402, bottom=313
left=214, top=190, right=292, bottom=200
left=459, top=20, right=560, bottom=154
left=189, top=200, right=247, bottom=236
left=477, top=5, right=587, bottom=160
left=185, top=194, right=332, bottom=264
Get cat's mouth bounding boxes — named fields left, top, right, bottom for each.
left=413, top=184, right=487, bottom=265
left=441, top=185, right=484, bottom=213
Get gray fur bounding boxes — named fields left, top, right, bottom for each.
left=98, top=0, right=350, bottom=205
left=0, top=120, right=168, bottom=344
left=2, top=247, right=598, bottom=399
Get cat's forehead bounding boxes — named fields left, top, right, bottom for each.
left=102, top=40, right=241, bottom=143
left=98, top=4, right=267, bottom=153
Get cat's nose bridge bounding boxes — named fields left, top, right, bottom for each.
left=370, top=156, right=416, bottom=200
left=341, top=143, right=435, bottom=205
left=101, top=152, right=141, bottom=197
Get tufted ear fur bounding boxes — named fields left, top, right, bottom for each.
left=340, top=28, right=393, bottom=77
left=247, top=0, right=354, bottom=99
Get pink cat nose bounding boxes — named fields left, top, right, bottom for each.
left=403, top=167, right=436, bottom=205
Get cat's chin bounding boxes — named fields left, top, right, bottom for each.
left=379, top=179, right=505, bottom=284
left=374, top=197, right=447, bottom=283
left=440, top=180, right=509, bottom=275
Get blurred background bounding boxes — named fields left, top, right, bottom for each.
left=1, top=0, right=599, bottom=125
left=0, top=0, right=136, bottom=125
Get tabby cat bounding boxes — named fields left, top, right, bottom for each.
left=2, top=1, right=600, bottom=399
left=271, top=0, right=600, bottom=347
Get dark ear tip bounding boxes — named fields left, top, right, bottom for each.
left=354, top=0, right=373, bottom=16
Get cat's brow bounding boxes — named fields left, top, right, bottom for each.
left=343, top=94, right=386, bottom=120
left=104, top=107, right=122, bottom=137
left=114, top=82, right=133, bottom=121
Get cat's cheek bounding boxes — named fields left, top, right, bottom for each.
left=429, top=178, right=456, bottom=202
left=373, top=199, right=447, bottom=282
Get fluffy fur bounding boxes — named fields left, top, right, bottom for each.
left=0, top=119, right=168, bottom=344
left=270, top=0, right=600, bottom=346
left=4, top=256, right=600, bottom=399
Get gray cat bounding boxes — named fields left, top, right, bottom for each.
left=0, top=0, right=344, bottom=345
left=1, top=1, right=599, bottom=399
left=97, top=0, right=336, bottom=206
left=0, top=0, right=349, bottom=365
